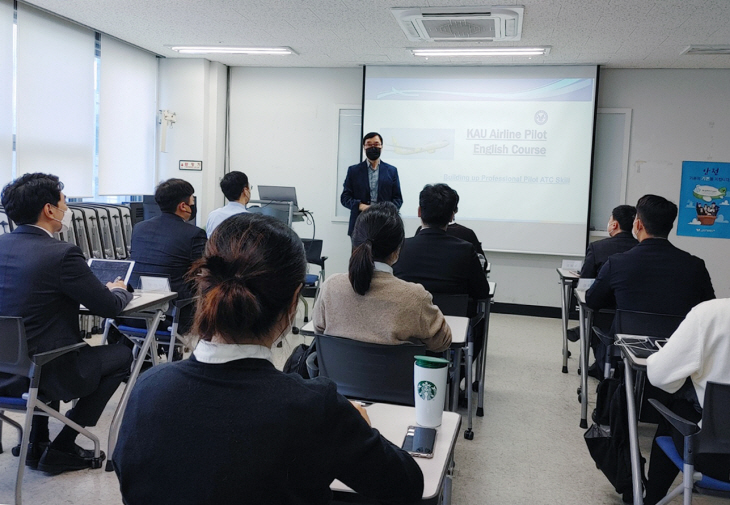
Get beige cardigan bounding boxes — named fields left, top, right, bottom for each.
left=312, top=271, right=452, bottom=352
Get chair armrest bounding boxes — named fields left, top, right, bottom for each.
left=592, top=326, right=613, bottom=346
left=648, top=399, right=699, bottom=437
left=32, top=342, right=87, bottom=367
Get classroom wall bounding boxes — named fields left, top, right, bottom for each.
left=214, top=67, right=730, bottom=308
left=228, top=67, right=363, bottom=278
left=157, top=58, right=227, bottom=226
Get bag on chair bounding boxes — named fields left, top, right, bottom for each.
left=283, top=342, right=317, bottom=379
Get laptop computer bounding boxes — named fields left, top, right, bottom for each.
left=257, top=186, right=299, bottom=211
left=87, top=258, right=135, bottom=285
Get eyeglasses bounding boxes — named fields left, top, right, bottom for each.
left=364, top=142, right=382, bottom=148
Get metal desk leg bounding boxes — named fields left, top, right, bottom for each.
left=560, top=279, right=570, bottom=373
left=106, top=309, right=164, bottom=471
left=464, top=340, right=474, bottom=440
left=450, top=348, right=462, bottom=412
left=623, top=358, right=644, bottom=505
left=477, top=298, right=492, bottom=417
left=579, top=305, right=591, bottom=428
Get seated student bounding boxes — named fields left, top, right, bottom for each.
left=394, top=184, right=489, bottom=318
left=113, top=213, right=424, bottom=504
left=0, top=173, right=132, bottom=474
left=417, top=189, right=486, bottom=260
left=205, top=170, right=250, bottom=237
left=580, top=204, right=638, bottom=279
left=129, top=178, right=207, bottom=334
left=585, top=195, right=714, bottom=381
left=313, top=202, right=451, bottom=352
left=644, top=298, right=730, bottom=505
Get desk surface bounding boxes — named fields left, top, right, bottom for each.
left=79, top=290, right=177, bottom=314
left=615, top=333, right=649, bottom=369
left=557, top=267, right=580, bottom=279
left=300, top=315, right=469, bottom=346
left=330, top=403, right=461, bottom=501
left=575, top=288, right=586, bottom=305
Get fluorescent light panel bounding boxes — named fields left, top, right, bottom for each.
left=169, top=46, right=295, bottom=55
left=412, top=47, right=550, bottom=57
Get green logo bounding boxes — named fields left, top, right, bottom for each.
left=417, top=380, right=437, bottom=401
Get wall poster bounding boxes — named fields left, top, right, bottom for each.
left=677, top=160, right=730, bottom=239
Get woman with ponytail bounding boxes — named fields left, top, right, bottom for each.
left=113, top=213, right=423, bottom=505
left=313, top=202, right=451, bottom=351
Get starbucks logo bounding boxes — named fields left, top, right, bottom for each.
left=417, top=380, right=437, bottom=401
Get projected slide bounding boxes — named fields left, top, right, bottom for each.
left=363, top=66, right=598, bottom=256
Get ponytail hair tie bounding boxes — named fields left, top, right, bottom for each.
left=206, top=255, right=227, bottom=275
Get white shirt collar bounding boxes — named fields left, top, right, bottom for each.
left=373, top=261, right=393, bottom=274
left=28, top=224, right=54, bottom=237
left=193, top=339, right=273, bottom=364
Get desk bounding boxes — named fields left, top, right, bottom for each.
left=99, top=291, right=177, bottom=471
left=616, top=334, right=647, bottom=505
left=557, top=268, right=580, bottom=373
left=331, top=403, right=461, bottom=505
left=575, top=288, right=592, bottom=429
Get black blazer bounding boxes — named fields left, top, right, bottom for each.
left=585, top=238, right=714, bottom=317
left=0, top=226, right=132, bottom=400
left=130, top=213, right=207, bottom=300
left=393, top=228, right=489, bottom=316
left=416, top=222, right=486, bottom=258
left=340, top=160, right=403, bottom=236
left=580, top=231, right=638, bottom=279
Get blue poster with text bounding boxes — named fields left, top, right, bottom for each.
left=677, top=161, right=730, bottom=239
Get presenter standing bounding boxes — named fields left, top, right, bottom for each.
left=341, top=132, right=403, bottom=236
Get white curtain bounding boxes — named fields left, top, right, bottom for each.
left=15, top=4, right=95, bottom=197
left=0, top=0, right=13, bottom=186
left=98, top=35, right=157, bottom=196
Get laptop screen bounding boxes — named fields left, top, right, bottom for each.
left=87, top=259, right=135, bottom=285
left=257, top=186, right=298, bottom=208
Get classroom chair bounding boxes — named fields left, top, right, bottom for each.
left=649, top=382, right=730, bottom=505
left=312, top=334, right=426, bottom=406
left=0, top=317, right=103, bottom=505
left=299, top=238, right=327, bottom=323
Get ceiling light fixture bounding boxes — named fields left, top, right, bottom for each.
left=681, top=45, right=730, bottom=56
left=168, top=46, right=295, bottom=55
left=412, top=47, right=550, bottom=57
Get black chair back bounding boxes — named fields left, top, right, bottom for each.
left=614, top=309, right=685, bottom=338
left=695, top=382, right=730, bottom=456
left=314, top=334, right=425, bottom=406
left=430, top=293, right=469, bottom=317
left=0, top=317, right=32, bottom=378
left=301, top=239, right=324, bottom=268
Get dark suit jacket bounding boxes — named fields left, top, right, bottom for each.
left=393, top=228, right=489, bottom=317
left=341, top=160, right=403, bottom=236
left=130, top=213, right=207, bottom=301
left=417, top=222, right=485, bottom=258
left=0, top=226, right=132, bottom=400
left=580, top=231, right=638, bottom=279
left=585, top=238, right=714, bottom=318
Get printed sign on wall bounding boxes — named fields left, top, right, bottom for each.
left=677, top=161, right=730, bottom=239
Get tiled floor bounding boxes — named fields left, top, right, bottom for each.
left=0, top=313, right=723, bottom=504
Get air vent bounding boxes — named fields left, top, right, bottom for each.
left=682, top=45, right=730, bottom=55
left=392, top=6, right=524, bottom=42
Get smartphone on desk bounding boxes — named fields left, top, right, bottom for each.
left=401, top=426, right=436, bottom=459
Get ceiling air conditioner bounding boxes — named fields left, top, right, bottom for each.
left=392, top=6, right=524, bottom=42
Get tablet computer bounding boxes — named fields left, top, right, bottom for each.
left=87, top=259, right=135, bottom=285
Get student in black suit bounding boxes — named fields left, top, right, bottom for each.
left=341, top=132, right=403, bottom=236
left=130, top=178, right=207, bottom=333
left=580, top=204, right=638, bottom=279
left=0, top=173, right=132, bottom=474
left=394, top=183, right=489, bottom=316
left=586, top=194, right=714, bottom=325
left=113, top=213, right=424, bottom=504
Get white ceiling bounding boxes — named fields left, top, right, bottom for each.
left=22, top=0, right=730, bottom=68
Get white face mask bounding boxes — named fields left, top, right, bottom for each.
left=52, top=205, right=73, bottom=234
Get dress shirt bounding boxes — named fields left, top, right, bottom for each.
left=373, top=261, right=392, bottom=274
left=29, top=224, right=53, bottom=237
left=206, top=201, right=249, bottom=237
left=193, top=339, right=273, bottom=364
left=367, top=160, right=380, bottom=203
